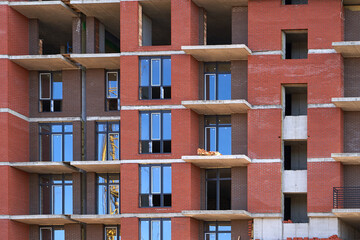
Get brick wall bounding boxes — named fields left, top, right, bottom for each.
left=344, top=165, right=360, bottom=187
left=231, top=220, right=250, bottom=240
left=344, top=112, right=360, bottom=153
left=344, top=8, right=360, bottom=41
left=65, top=224, right=81, bottom=240
left=231, top=60, right=248, bottom=100
left=86, top=172, right=96, bottom=214
left=29, top=174, right=39, bottom=214
left=232, top=113, right=248, bottom=155
left=232, top=167, right=247, bottom=210
left=232, top=7, right=248, bottom=45
left=86, top=224, right=104, bottom=240
left=344, top=58, right=360, bottom=97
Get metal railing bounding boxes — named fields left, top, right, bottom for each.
left=333, top=187, right=360, bottom=209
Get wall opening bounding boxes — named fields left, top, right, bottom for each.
left=284, top=141, right=307, bottom=170
left=283, top=0, right=308, bottom=5
left=284, top=86, right=307, bottom=116
left=206, top=169, right=231, bottom=210
left=206, top=10, right=232, bottom=45
left=284, top=194, right=308, bottom=223
left=283, top=31, right=308, bottom=59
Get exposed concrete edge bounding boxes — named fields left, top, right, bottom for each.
left=121, top=51, right=185, bottom=56
left=10, top=214, right=74, bottom=220
left=251, top=213, right=282, bottom=218
left=71, top=214, right=121, bottom=219
left=252, top=159, right=281, bottom=163
left=332, top=97, right=360, bottom=102
left=9, top=54, right=66, bottom=60
left=308, top=49, right=337, bottom=54
left=332, top=41, right=360, bottom=47
left=332, top=208, right=360, bottom=213
left=0, top=55, right=9, bottom=58
left=252, top=50, right=282, bottom=56
left=0, top=2, right=8, bottom=5
left=0, top=215, right=11, bottom=219
left=86, top=116, right=121, bottom=121
left=332, top=153, right=360, bottom=158
left=10, top=161, right=79, bottom=172
left=121, top=105, right=186, bottom=111
left=0, top=162, right=11, bottom=166
left=307, top=158, right=335, bottom=163
left=9, top=1, right=79, bottom=17
left=308, top=103, right=336, bottom=108
left=181, top=99, right=252, bottom=108
left=252, top=105, right=282, bottom=109
left=182, top=155, right=251, bottom=161
left=121, top=213, right=184, bottom=218
left=121, top=159, right=185, bottom=164
left=70, top=53, right=121, bottom=58
left=29, top=117, right=82, bottom=122
left=181, top=44, right=252, bottom=54
left=0, top=108, right=29, bottom=122
left=71, top=0, right=121, bottom=4
left=308, top=212, right=336, bottom=218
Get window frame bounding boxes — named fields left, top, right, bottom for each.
left=205, top=169, right=231, bottom=210
left=203, top=62, right=231, bottom=100
left=39, top=174, right=73, bottom=215
left=96, top=121, right=120, bottom=161
left=139, top=218, right=171, bottom=240
left=139, top=56, right=171, bottom=100
left=139, top=111, right=171, bottom=154
left=204, top=116, right=231, bottom=154
left=139, top=164, right=172, bottom=208
left=40, top=226, right=65, bottom=240
left=105, top=70, right=120, bottom=111
left=39, top=72, right=63, bottom=112
left=104, top=225, right=121, bottom=240
left=96, top=173, right=121, bottom=215
left=204, top=221, right=231, bottom=240
left=39, top=123, right=73, bottom=162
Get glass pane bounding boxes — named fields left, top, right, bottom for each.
left=64, top=134, right=73, bottom=162
left=53, top=185, right=63, bottom=214
left=98, top=133, right=107, bottom=161
left=40, top=228, right=52, bottom=240
left=141, top=220, right=150, bottom=240
left=52, top=134, right=63, bottom=162
left=218, top=74, right=231, bottom=100
left=162, top=113, right=171, bottom=140
left=40, top=74, right=51, bottom=99
left=98, top=185, right=107, bottom=214
left=205, top=222, right=216, bottom=231
left=140, top=113, right=150, bottom=140
left=151, top=167, right=161, bottom=194
left=218, top=233, right=231, bottom=240
left=205, top=127, right=216, bottom=152
left=162, top=58, right=171, bottom=86
left=40, top=185, right=51, bottom=214
left=218, top=223, right=231, bottom=231
left=109, top=123, right=120, bottom=132
left=140, top=59, right=150, bottom=87
left=108, top=133, right=119, bottom=160
left=105, top=227, right=118, bottom=240
left=53, top=229, right=65, bottom=240
left=98, top=174, right=107, bottom=184
left=218, top=127, right=231, bottom=155
left=98, top=123, right=107, bottom=132
left=151, top=59, right=161, bottom=86
left=205, top=74, right=216, bottom=100
left=151, top=221, right=160, bottom=240
left=162, top=220, right=171, bottom=240
left=64, top=125, right=73, bottom=133
left=205, top=233, right=216, bottom=240
left=53, top=175, right=62, bottom=184
left=151, top=113, right=160, bottom=140
left=107, top=72, right=118, bottom=98
left=219, top=169, right=231, bottom=178
left=204, top=63, right=216, bottom=73
left=109, top=174, right=120, bottom=184
left=140, top=167, right=150, bottom=194
left=52, top=125, right=62, bottom=133
left=163, top=166, right=171, bottom=194
left=206, top=180, right=217, bottom=210
left=109, top=184, right=119, bottom=214
left=52, top=74, right=63, bottom=100
left=40, top=134, right=50, bottom=161
left=64, top=185, right=73, bottom=214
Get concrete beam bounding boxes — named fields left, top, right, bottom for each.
left=11, top=162, right=78, bottom=174
left=332, top=209, right=360, bottom=219
left=182, top=210, right=252, bottom=221
left=332, top=41, right=360, bottom=58
left=70, top=53, right=120, bottom=69
left=332, top=97, right=360, bottom=111
left=282, top=116, right=307, bottom=140
left=181, top=100, right=251, bottom=115
left=9, top=55, right=78, bottom=71
left=181, top=155, right=251, bottom=168
left=332, top=153, right=360, bottom=165
left=71, top=214, right=121, bottom=224
left=181, top=44, right=251, bottom=61
left=70, top=161, right=121, bottom=173
left=11, top=215, right=76, bottom=225
left=283, top=170, right=307, bottom=193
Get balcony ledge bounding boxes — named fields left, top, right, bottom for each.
left=71, top=214, right=121, bottom=224
left=332, top=209, right=360, bottom=219
left=181, top=44, right=251, bottom=61
left=70, top=161, right=121, bottom=173
left=182, top=210, right=252, bottom=221
left=181, top=155, right=251, bottom=168
left=9, top=55, right=78, bottom=71
left=332, top=153, right=360, bottom=164
left=332, top=41, right=360, bottom=58
left=182, top=100, right=251, bottom=115
left=70, top=53, right=120, bottom=69
left=10, top=162, right=78, bottom=174
left=10, top=214, right=75, bottom=225
left=332, top=97, right=360, bottom=111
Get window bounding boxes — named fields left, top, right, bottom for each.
left=40, top=175, right=73, bottom=214
left=140, top=165, right=171, bottom=207
left=105, top=226, right=120, bottom=240
left=140, top=111, right=171, bottom=154
left=40, top=226, right=65, bottom=240
left=204, top=222, right=231, bottom=240
left=283, top=0, right=307, bottom=4
left=205, top=116, right=231, bottom=155
left=39, top=72, right=62, bottom=112
left=139, top=219, right=171, bottom=240
left=97, top=174, right=120, bottom=214
left=206, top=169, right=231, bottom=210
left=284, top=141, right=307, bottom=170
left=284, top=194, right=308, bottom=223
left=204, top=63, right=231, bottom=100
left=284, top=86, right=307, bottom=116
left=97, top=122, right=120, bottom=161
left=283, top=31, right=308, bottom=59
left=139, top=57, right=171, bottom=100
left=39, top=123, right=73, bottom=162
left=106, top=71, right=120, bottom=111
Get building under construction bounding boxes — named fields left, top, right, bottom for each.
left=1, top=0, right=360, bottom=239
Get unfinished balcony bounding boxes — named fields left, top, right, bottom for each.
left=182, top=100, right=251, bottom=115
left=10, top=162, right=78, bottom=174
left=333, top=187, right=360, bottom=227
left=182, top=155, right=251, bottom=168
left=70, top=161, right=121, bottom=173
left=10, top=215, right=76, bottom=225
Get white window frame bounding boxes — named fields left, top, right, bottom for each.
left=204, top=73, right=216, bottom=100
left=151, top=59, right=161, bottom=86
left=205, top=127, right=216, bottom=152
left=151, top=113, right=161, bottom=140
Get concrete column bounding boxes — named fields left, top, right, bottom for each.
left=29, top=19, right=39, bottom=55
left=72, top=17, right=82, bottom=54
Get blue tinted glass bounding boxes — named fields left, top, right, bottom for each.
left=97, top=185, right=107, bottom=214
left=162, top=58, right=171, bottom=86
left=140, top=59, right=150, bottom=87
left=163, top=166, right=171, bottom=194
left=98, top=123, right=107, bottom=132
left=52, top=82, right=63, bottom=100
left=151, top=113, right=160, bottom=140
left=107, top=72, right=118, bottom=98
left=218, top=74, right=231, bottom=100
left=152, top=167, right=161, bottom=193
left=98, top=175, right=106, bottom=184
left=208, top=224, right=216, bottom=231
left=52, top=134, right=62, bottom=162
left=64, top=125, right=72, bottom=133
left=110, top=123, right=120, bottom=132
left=140, top=167, right=150, bottom=194
left=64, top=134, right=73, bottom=162
left=53, top=229, right=65, bottom=240
left=108, top=133, right=119, bottom=160
left=64, top=185, right=73, bottom=214
left=140, top=220, right=150, bottom=240
left=206, top=233, right=216, bottom=240
left=109, top=184, right=119, bottom=214
left=218, top=233, right=231, bottom=240
left=218, top=127, right=231, bottom=155
left=163, top=220, right=171, bottom=240
left=218, top=224, right=231, bottom=231
left=206, top=127, right=216, bottom=152
left=52, top=125, right=62, bottom=133
left=151, top=59, right=160, bottom=86
left=98, top=133, right=107, bottom=161
left=152, top=221, right=160, bottom=240
left=53, top=175, right=62, bottom=184
left=205, top=74, right=216, bottom=100
left=140, top=113, right=150, bottom=140
left=53, top=185, right=63, bottom=214
left=162, top=113, right=171, bottom=140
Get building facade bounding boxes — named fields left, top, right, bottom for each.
left=1, top=0, right=360, bottom=239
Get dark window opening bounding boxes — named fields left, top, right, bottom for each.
left=106, top=71, right=120, bottom=111
left=283, top=0, right=308, bottom=5
left=105, top=31, right=120, bottom=53
left=39, top=72, right=63, bottom=113
left=284, top=194, right=308, bottom=223
left=38, top=21, right=72, bottom=54
left=284, top=141, right=307, bottom=170
left=141, top=1, right=171, bottom=46
left=206, top=169, right=231, bottom=210
left=283, top=31, right=308, bottom=59
left=205, top=10, right=232, bottom=45
left=284, top=86, right=307, bottom=116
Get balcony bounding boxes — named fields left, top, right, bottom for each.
left=181, top=45, right=251, bottom=62
left=70, top=160, right=121, bottom=173
left=9, top=55, right=78, bottom=71
left=332, top=41, right=360, bottom=58
left=182, top=210, right=252, bottom=221
left=11, top=215, right=75, bottom=225
left=11, top=162, right=78, bottom=174
left=332, top=97, right=360, bottom=111
left=181, top=155, right=251, bottom=168
left=182, top=100, right=251, bottom=115
left=71, top=214, right=121, bottom=224
left=333, top=187, right=360, bottom=223
left=69, top=53, right=120, bottom=69
left=332, top=153, right=360, bottom=165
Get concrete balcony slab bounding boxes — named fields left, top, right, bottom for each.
left=11, top=162, right=78, bottom=174
left=332, top=153, right=360, bottom=165
left=71, top=214, right=121, bottom=224
left=182, top=210, right=252, bottom=221
left=70, top=161, right=121, bottom=173
left=181, top=44, right=251, bottom=62
left=11, top=215, right=75, bottom=225
left=182, top=100, right=251, bottom=115
left=181, top=155, right=251, bottom=168
left=332, top=97, right=360, bottom=111
left=70, top=53, right=120, bottom=69
left=332, top=209, right=360, bottom=219
left=9, top=55, right=78, bottom=71
left=332, top=41, right=360, bottom=58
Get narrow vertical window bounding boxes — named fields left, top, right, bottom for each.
left=96, top=122, right=120, bottom=161
left=106, top=71, right=120, bottom=111
left=97, top=174, right=120, bottom=214
left=39, top=72, right=63, bottom=112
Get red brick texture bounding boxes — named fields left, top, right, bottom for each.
left=0, top=220, right=29, bottom=240
left=248, top=163, right=282, bottom=213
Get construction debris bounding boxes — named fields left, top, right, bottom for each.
left=197, top=148, right=222, bottom=156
